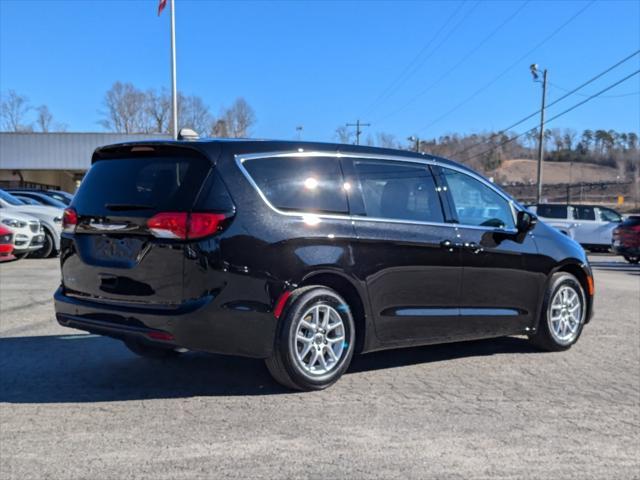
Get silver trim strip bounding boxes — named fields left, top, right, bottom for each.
left=234, top=150, right=519, bottom=233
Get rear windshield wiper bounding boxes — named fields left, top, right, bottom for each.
left=105, top=203, right=156, bottom=211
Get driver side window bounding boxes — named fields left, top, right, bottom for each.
left=439, top=167, right=515, bottom=229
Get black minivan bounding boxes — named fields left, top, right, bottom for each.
left=55, top=140, right=594, bottom=391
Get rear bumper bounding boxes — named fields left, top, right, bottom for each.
left=54, top=287, right=278, bottom=358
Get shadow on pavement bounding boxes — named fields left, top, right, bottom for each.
left=0, top=333, right=538, bottom=403
left=589, top=260, right=640, bottom=275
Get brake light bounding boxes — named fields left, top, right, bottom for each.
left=189, top=213, right=228, bottom=239
left=146, top=212, right=228, bottom=239
left=62, top=208, right=78, bottom=233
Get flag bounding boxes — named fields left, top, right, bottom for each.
left=158, top=0, right=167, bottom=16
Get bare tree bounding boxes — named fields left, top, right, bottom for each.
left=210, top=119, right=229, bottom=137
left=334, top=125, right=352, bottom=144
left=1, top=90, right=32, bottom=131
left=36, top=105, right=53, bottom=132
left=179, top=94, right=212, bottom=134
left=99, top=82, right=147, bottom=133
left=220, top=97, right=256, bottom=138
left=144, top=88, right=171, bottom=133
left=376, top=132, right=396, bottom=148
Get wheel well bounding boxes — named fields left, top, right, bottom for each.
left=300, top=273, right=367, bottom=353
left=556, top=263, right=592, bottom=321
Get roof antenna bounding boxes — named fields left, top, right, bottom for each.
left=178, top=128, right=199, bottom=141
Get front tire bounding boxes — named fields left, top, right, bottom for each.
left=29, top=231, right=54, bottom=259
left=265, top=286, right=356, bottom=391
left=529, top=272, right=586, bottom=351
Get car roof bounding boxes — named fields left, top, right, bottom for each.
left=92, top=138, right=474, bottom=174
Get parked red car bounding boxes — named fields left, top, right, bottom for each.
left=0, top=224, right=15, bottom=262
left=612, top=215, right=640, bottom=264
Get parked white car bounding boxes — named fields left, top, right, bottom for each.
left=0, top=211, right=45, bottom=258
left=0, top=189, right=63, bottom=257
left=528, top=203, right=623, bottom=251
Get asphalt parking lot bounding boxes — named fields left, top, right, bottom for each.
left=0, top=256, right=638, bottom=479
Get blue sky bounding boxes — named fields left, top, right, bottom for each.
left=1, top=0, right=638, bottom=142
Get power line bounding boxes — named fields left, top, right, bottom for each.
left=452, top=49, right=640, bottom=158
left=415, top=0, right=595, bottom=134
left=550, top=82, right=640, bottom=98
left=374, top=0, right=530, bottom=124
left=363, top=0, right=475, bottom=116
left=463, top=69, right=640, bottom=163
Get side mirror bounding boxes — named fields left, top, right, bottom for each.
left=517, top=210, right=537, bottom=232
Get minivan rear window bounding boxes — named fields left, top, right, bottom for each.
left=536, top=204, right=568, bottom=219
left=242, top=156, right=349, bottom=214
left=72, top=156, right=210, bottom=216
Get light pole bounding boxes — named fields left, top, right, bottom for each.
left=408, top=136, right=420, bottom=152
left=296, top=125, right=303, bottom=140
left=530, top=64, right=548, bottom=204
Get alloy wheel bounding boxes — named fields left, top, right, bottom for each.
left=548, top=285, right=583, bottom=345
left=292, top=304, right=346, bottom=376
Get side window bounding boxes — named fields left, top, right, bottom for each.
left=575, top=206, right=596, bottom=221
left=351, top=159, right=443, bottom=223
left=439, top=168, right=515, bottom=229
left=536, top=204, right=568, bottom=219
left=599, top=208, right=622, bottom=223
left=242, top=156, right=348, bottom=214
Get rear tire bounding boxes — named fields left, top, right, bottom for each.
left=624, top=255, right=640, bottom=264
left=123, top=338, right=180, bottom=358
left=265, top=286, right=356, bottom=391
left=529, top=272, right=586, bottom=352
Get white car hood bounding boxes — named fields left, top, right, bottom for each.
left=4, top=205, right=63, bottom=220
left=0, top=210, right=41, bottom=223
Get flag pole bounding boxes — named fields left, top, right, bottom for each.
left=170, top=0, right=178, bottom=140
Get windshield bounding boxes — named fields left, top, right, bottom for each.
left=0, top=190, right=26, bottom=206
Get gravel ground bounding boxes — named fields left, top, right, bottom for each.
left=0, top=255, right=638, bottom=479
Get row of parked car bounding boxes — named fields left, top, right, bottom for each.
left=528, top=203, right=640, bottom=264
left=0, top=188, right=73, bottom=262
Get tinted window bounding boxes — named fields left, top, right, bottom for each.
left=352, top=159, right=443, bottom=223
left=599, top=208, right=622, bottom=222
left=440, top=168, right=515, bottom=229
left=536, top=204, right=568, bottom=219
left=575, top=206, right=596, bottom=221
left=72, top=156, right=210, bottom=216
left=193, top=170, right=235, bottom=212
left=243, top=156, right=348, bottom=214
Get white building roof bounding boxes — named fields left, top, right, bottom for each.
left=0, top=132, right=171, bottom=170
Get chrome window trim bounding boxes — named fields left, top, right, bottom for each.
left=234, top=150, right=520, bottom=234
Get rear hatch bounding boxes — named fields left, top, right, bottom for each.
left=61, top=145, right=227, bottom=306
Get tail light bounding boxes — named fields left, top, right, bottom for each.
left=146, top=212, right=229, bottom=240
left=62, top=208, right=78, bottom=233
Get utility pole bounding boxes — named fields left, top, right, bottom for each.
left=346, top=120, right=371, bottom=145
left=530, top=64, right=547, bottom=204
